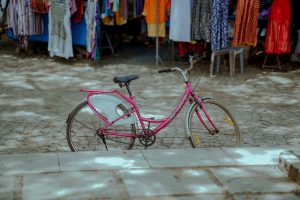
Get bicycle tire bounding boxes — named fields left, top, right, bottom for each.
left=66, top=101, right=137, bottom=151
left=186, top=100, right=240, bottom=148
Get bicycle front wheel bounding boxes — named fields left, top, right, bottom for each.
left=66, top=101, right=137, bottom=151
left=186, top=100, right=240, bottom=148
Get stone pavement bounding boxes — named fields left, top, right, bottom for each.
left=1, top=39, right=300, bottom=154
left=0, top=147, right=299, bottom=199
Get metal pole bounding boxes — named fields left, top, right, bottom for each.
left=155, top=0, right=163, bottom=67
left=156, top=0, right=159, bottom=67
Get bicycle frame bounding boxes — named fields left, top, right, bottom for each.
left=81, top=81, right=218, bottom=138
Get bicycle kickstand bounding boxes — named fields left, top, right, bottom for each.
left=100, top=134, right=108, bottom=151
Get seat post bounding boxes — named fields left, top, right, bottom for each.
left=125, top=83, right=133, bottom=97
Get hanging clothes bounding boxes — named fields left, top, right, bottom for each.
left=102, top=0, right=127, bottom=26
left=233, top=0, right=260, bottom=47
left=84, top=0, right=95, bottom=53
left=264, top=0, right=291, bottom=54
left=91, top=0, right=101, bottom=61
left=135, top=0, right=143, bottom=16
left=48, top=0, right=73, bottom=59
left=142, top=0, right=170, bottom=37
left=71, top=0, right=83, bottom=23
left=70, top=0, right=77, bottom=15
left=115, top=0, right=127, bottom=25
left=169, top=0, right=193, bottom=42
left=6, top=0, right=43, bottom=37
left=211, top=0, right=229, bottom=50
left=1, top=0, right=10, bottom=10
left=191, top=0, right=211, bottom=42
left=30, top=0, right=49, bottom=14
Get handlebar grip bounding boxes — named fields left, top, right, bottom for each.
left=158, top=69, right=176, bottom=73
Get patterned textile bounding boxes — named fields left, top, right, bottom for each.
left=233, top=0, right=260, bottom=47
left=84, top=0, right=95, bottom=53
left=7, top=0, right=43, bottom=36
left=30, top=0, right=49, bottom=14
left=191, top=0, right=211, bottom=42
left=211, top=0, right=229, bottom=50
left=91, top=0, right=101, bottom=61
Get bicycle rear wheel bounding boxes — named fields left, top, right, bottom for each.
left=186, top=100, right=240, bottom=148
left=66, top=101, right=136, bottom=151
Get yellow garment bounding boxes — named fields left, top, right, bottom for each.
left=102, top=16, right=114, bottom=26
left=115, top=0, right=126, bottom=25
left=147, top=23, right=166, bottom=37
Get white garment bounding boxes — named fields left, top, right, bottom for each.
left=48, top=0, right=73, bottom=59
left=169, top=0, right=193, bottom=42
left=84, top=0, right=95, bottom=53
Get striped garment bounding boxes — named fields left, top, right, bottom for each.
left=7, top=0, right=43, bottom=36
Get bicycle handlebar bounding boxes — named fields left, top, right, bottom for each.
left=158, top=53, right=206, bottom=82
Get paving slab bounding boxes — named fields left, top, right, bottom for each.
left=141, top=148, right=237, bottom=168
left=0, top=153, right=59, bottom=175
left=23, top=171, right=125, bottom=200
left=210, top=166, right=300, bottom=194
left=131, top=194, right=228, bottom=200
left=0, top=175, right=14, bottom=199
left=222, top=147, right=290, bottom=165
left=58, top=150, right=150, bottom=171
left=233, top=194, right=300, bottom=200
left=120, top=169, right=223, bottom=198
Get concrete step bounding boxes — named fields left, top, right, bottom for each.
left=0, top=147, right=299, bottom=199
left=279, top=150, right=300, bottom=185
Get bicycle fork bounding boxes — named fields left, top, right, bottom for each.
left=192, top=97, right=219, bottom=134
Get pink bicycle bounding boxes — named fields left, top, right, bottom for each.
left=66, top=55, right=240, bottom=151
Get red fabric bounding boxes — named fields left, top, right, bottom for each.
left=264, top=0, right=291, bottom=54
left=178, top=42, right=204, bottom=57
left=71, top=0, right=84, bottom=23
left=30, top=0, right=49, bottom=14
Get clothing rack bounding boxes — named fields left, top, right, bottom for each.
left=155, top=0, right=163, bottom=67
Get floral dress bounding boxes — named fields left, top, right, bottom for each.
left=211, top=0, right=229, bottom=50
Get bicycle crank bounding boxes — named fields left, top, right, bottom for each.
left=139, top=132, right=156, bottom=147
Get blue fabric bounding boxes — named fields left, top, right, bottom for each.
left=211, top=0, right=229, bottom=50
